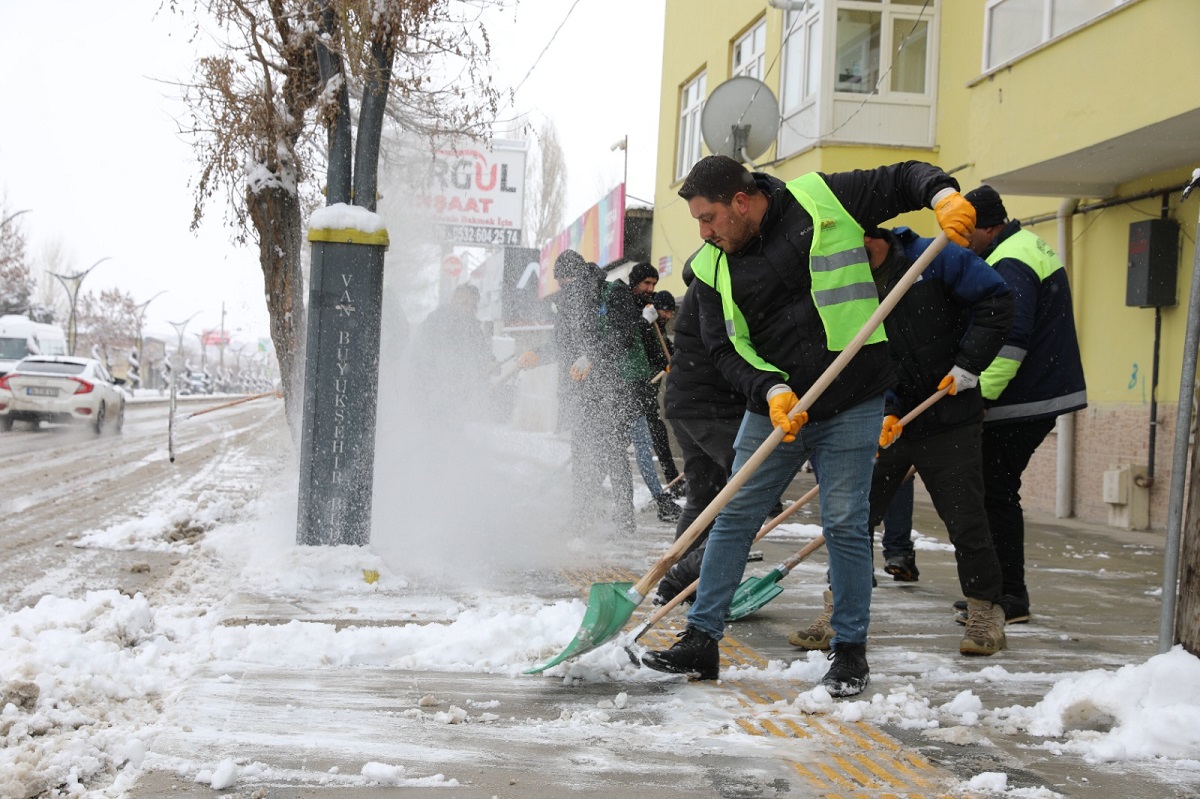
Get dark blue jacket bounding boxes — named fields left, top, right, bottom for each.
left=980, top=222, right=1087, bottom=425
left=874, top=228, right=1013, bottom=439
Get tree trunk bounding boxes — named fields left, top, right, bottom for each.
left=1177, top=421, right=1200, bottom=655
left=247, top=182, right=306, bottom=436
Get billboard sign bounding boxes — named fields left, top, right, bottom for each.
left=538, top=184, right=625, bottom=297
left=500, top=247, right=554, bottom=328
left=414, top=139, right=527, bottom=247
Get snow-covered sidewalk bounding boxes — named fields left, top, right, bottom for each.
left=3, top=407, right=1199, bottom=797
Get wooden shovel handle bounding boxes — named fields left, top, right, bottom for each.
left=636, top=482, right=821, bottom=632
left=630, top=233, right=950, bottom=598
left=780, top=535, right=827, bottom=573
left=187, top=390, right=280, bottom=419
left=652, top=321, right=671, bottom=363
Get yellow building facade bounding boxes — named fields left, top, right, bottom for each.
left=651, top=0, right=1199, bottom=529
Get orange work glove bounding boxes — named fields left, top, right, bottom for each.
left=878, top=414, right=903, bottom=449
left=518, top=351, right=539, bottom=369
left=932, top=189, right=976, bottom=248
left=766, top=384, right=807, bottom=443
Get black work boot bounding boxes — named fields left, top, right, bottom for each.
left=641, top=625, right=719, bottom=680
left=883, top=552, right=919, bottom=582
left=821, top=642, right=870, bottom=697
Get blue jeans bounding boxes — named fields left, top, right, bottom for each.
left=687, top=396, right=883, bottom=646
left=629, top=416, right=663, bottom=496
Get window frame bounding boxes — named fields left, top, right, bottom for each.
left=832, top=0, right=935, bottom=101
left=983, top=0, right=1132, bottom=71
left=732, top=17, right=768, bottom=81
left=675, top=69, right=707, bottom=182
left=781, top=1, right=823, bottom=117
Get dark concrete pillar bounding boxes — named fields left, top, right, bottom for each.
left=296, top=222, right=389, bottom=546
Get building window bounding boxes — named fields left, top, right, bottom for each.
left=984, top=0, right=1131, bottom=70
left=676, top=71, right=706, bottom=181
left=733, top=19, right=767, bottom=80
left=781, top=2, right=821, bottom=115
left=835, top=1, right=931, bottom=96
left=778, top=0, right=937, bottom=154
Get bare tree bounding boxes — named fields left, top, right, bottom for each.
left=523, top=119, right=568, bottom=249
left=170, top=0, right=498, bottom=427
left=0, top=200, right=37, bottom=318
left=76, top=288, right=140, bottom=368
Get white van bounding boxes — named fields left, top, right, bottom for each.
left=0, top=315, right=68, bottom=376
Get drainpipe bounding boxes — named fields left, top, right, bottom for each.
left=1055, top=197, right=1080, bottom=518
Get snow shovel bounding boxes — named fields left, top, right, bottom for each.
left=726, top=535, right=828, bottom=621
left=620, top=483, right=821, bottom=664
left=524, top=233, right=950, bottom=674
left=726, top=387, right=950, bottom=621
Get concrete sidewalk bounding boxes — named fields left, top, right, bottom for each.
left=127, top=469, right=1195, bottom=799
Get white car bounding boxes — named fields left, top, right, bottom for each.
left=0, top=356, right=128, bottom=434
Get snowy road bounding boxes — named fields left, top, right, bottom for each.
left=0, top=397, right=284, bottom=612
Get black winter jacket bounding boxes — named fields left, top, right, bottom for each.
left=874, top=228, right=1014, bottom=439
left=664, top=263, right=746, bottom=420
left=690, top=163, right=960, bottom=420
left=552, top=266, right=639, bottom=382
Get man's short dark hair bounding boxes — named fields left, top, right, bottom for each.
left=678, top=155, right=760, bottom=204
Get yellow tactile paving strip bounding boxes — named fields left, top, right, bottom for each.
left=563, top=568, right=965, bottom=799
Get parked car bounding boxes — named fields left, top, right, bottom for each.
left=0, top=356, right=128, bottom=433
left=0, top=314, right=67, bottom=377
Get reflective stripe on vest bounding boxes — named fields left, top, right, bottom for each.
left=789, top=173, right=884, bottom=349
left=979, top=229, right=1063, bottom=399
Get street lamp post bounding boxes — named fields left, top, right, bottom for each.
left=50, top=256, right=111, bottom=356
left=611, top=135, right=628, bottom=190
left=165, top=313, right=199, bottom=463
left=167, top=314, right=200, bottom=381
left=133, top=290, right=167, bottom=389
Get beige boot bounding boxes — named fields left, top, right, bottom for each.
left=788, top=589, right=835, bottom=650
left=959, top=598, right=1007, bottom=656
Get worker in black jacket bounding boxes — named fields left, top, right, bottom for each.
left=640, top=155, right=975, bottom=697
left=651, top=263, right=748, bottom=604
left=552, top=250, right=640, bottom=535
left=788, top=227, right=1014, bottom=658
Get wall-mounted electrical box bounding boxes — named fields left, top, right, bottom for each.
left=1126, top=219, right=1179, bottom=308
left=1103, top=463, right=1150, bottom=530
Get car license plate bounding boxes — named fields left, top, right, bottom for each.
left=26, top=386, right=57, bottom=397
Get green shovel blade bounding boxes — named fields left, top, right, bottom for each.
left=726, top=568, right=785, bottom=621
left=525, top=581, right=638, bottom=674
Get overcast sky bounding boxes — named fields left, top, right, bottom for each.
left=0, top=0, right=664, bottom=343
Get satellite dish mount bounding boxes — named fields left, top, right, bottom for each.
left=701, top=76, right=780, bottom=168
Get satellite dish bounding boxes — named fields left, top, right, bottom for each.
left=701, top=76, right=780, bottom=167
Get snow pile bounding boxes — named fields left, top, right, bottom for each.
left=75, top=497, right=236, bottom=552
left=994, top=647, right=1200, bottom=763
left=309, top=202, right=387, bottom=234
left=0, top=591, right=190, bottom=797
left=204, top=598, right=588, bottom=675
